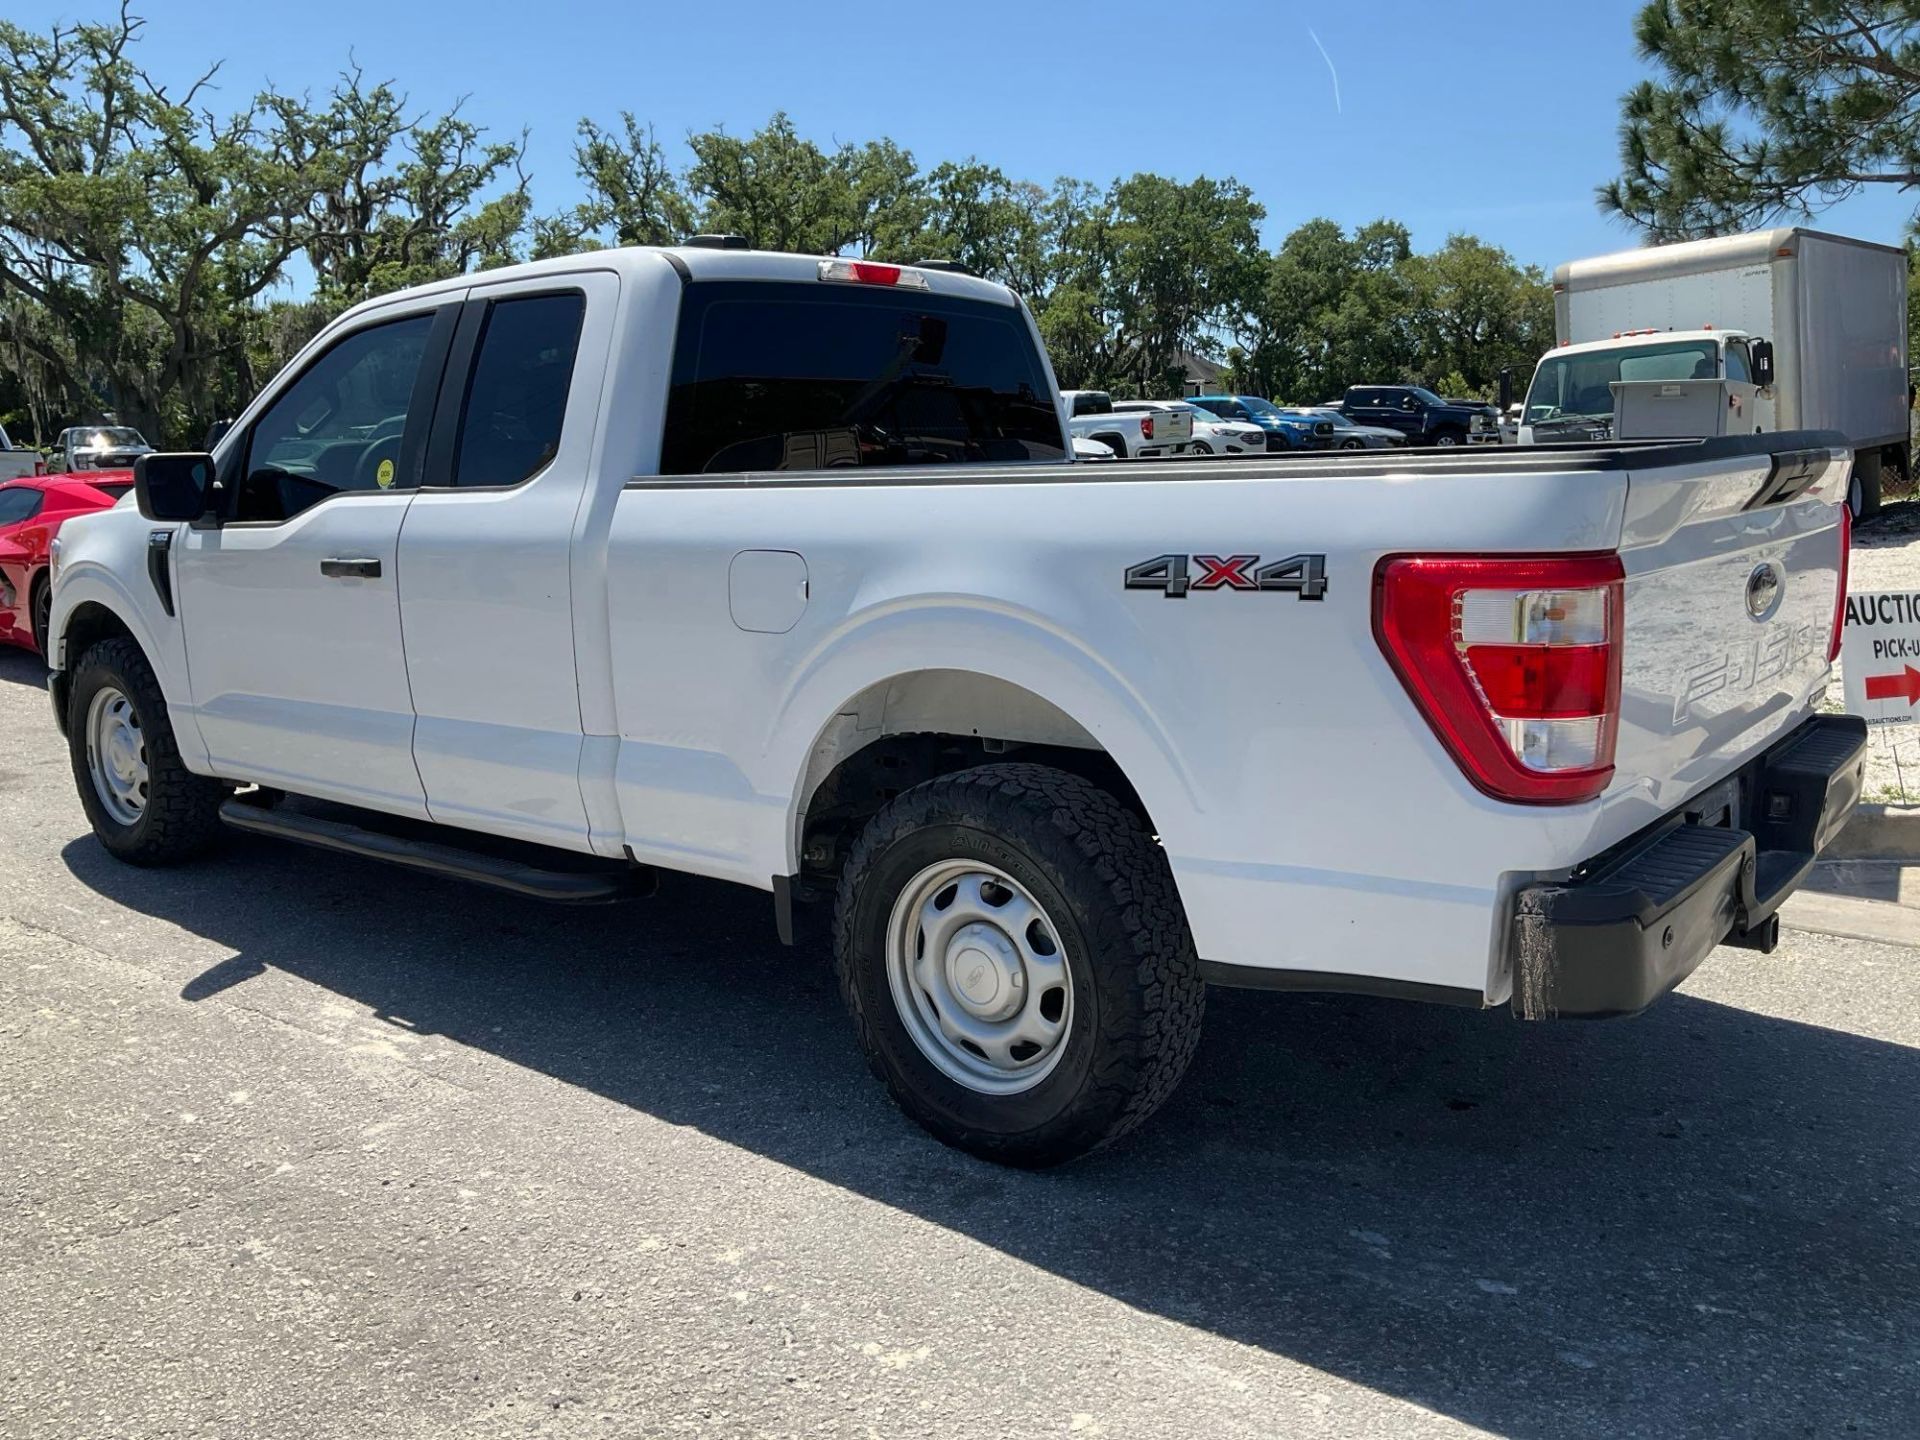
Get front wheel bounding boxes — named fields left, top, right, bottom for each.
left=1340, top=438, right=1363, bottom=450
left=68, top=637, right=227, bottom=865
left=1190, top=440, right=1212, bottom=456
left=833, top=764, right=1206, bottom=1167
left=1432, top=429, right=1464, bottom=448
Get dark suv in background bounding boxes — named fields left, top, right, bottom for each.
left=1331, top=386, right=1500, bottom=447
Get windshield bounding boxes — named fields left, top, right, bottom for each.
left=1236, top=396, right=1285, bottom=418
left=78, top=427, right=146, bottom=448
left=1524, top=340, right=1719, bottom=423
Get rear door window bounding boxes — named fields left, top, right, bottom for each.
left=661, top=281, right=1067, bottom=474
left=450, top=292, right=586, bottom=488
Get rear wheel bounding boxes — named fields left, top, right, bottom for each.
left=68, top=637, right=227, bottom=865
left=29, top=573, right=51, bottom=657
left=1091, top=433, right=1127, bottom=459
left=833, top=764, right=1205, bottom=1167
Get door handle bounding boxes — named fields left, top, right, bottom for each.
left=320, top=557, right=382, bottom=579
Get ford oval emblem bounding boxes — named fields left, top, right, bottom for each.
left=1745, top=562, right=1784, bottom=621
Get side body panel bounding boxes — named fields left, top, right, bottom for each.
left=1792, top=234, right=1909, bottom=448
left=602, top=458, right=1645, bottom=999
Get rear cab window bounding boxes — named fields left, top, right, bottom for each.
left=661, top=281, right=1067, bottom=475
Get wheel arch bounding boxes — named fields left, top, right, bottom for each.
left=47, top=566, right=203, bottom=766
left=784, top=665, right=1187, bottom=889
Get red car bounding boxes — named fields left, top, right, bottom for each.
left=0, top=471, right=135, bottom=657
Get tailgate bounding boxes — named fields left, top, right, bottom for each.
left=1156, top=408, right=1193, bottom=443
left=1608, top=441, right=1849, bottom=828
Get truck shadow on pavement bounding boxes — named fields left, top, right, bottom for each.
left=0, top=649, right=47, bottom=688
left=63, top=832, right=1920, bottom=1439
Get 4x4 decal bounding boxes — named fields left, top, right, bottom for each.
left=1124, top=552, right=1327, bottom=600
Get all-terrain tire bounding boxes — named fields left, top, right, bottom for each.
left=832, top=763, right=1206, bottom=1167
left=68, top=636, right=227, bottom=865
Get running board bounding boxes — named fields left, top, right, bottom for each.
left=218, top=797, right=655, bottom=904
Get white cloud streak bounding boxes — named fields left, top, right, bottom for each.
left=1306, top=26, right=1341, bottom=114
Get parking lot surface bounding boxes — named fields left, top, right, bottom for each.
left=2, top=646, right=1917, bottom=1439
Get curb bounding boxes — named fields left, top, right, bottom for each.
left=1828, top=803, right=1920, bottom=861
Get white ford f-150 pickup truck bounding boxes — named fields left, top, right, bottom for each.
left=1060, top=389, right=1192, bottom=459
left=45, top=244, right=1866, bottom=1166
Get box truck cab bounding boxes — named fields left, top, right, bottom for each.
left=1521, top=228, right=1908, bottom=518
left=1521, top=328, right=1774, bottom=441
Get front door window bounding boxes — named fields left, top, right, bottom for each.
left=235, top=314, right=436, bottom=522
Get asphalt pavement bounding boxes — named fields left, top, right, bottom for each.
left=2, top=645, right=1917, bottom=1439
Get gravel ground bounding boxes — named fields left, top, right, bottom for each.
left=3, top=646, right=1920, bottom=1438
left=1837, top=503, right=1920, bottom=801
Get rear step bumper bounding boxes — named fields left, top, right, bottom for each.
left=219, top=797, right=655, bottom=904
left=1510, top=714, right=1868, bottom=1020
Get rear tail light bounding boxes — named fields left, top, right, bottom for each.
left=816, top=258, right=929, bottom=290
left=1829, top=502, right=1851, bottom=664
left=1140, top=415, right=1155, bottom=440
left=33, top=457, right=45, bottom=476
left=1374, top=553, right=1625, bottom=804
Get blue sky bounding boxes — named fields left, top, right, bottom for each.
left=17, top=0, right=1919, bottom=275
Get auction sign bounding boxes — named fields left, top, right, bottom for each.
left=1842, top=590, right=1920, bottom=723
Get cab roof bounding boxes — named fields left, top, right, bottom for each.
left=331, top=243, right=1023, bottom=331
left=1551, top=327, right=1748, bottom=359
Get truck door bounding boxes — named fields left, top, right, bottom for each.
left=395, top=272, right=614, bottom=852
left=172, top=301, right=460, bottom=817
left=1724, top=338, right=1772, bottom=433
left=1361, top=389, right=1419, bottom=441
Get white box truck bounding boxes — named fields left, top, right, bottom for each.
left=1519, top=228, right=1909, bottom=516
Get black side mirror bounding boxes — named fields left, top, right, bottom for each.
left=201, top=418, right=234, bottom=451
left=135, top=452, right=216, bottom=523
left=1751, top=340, right=1776, bottom=388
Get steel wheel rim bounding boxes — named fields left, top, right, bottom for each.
left=885, top=860, right=1075, bottom=1095
left=85, top=685, right=148, bottom=826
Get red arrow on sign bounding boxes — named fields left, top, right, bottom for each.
left=1864, top=665, right=1920, bottom=705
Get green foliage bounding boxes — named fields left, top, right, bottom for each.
left=1404, top=235, right=1555, bottom=395
left=0, top=8, right=1560, bottom=442
left=1604, top=0, right=1920, bottom=238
